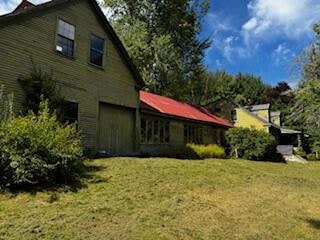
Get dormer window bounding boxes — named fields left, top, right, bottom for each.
left=56, top=19, right=75, bottom=57
left=90, top=35, right=105, bottom=67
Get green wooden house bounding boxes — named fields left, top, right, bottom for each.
left=0, top=0, right=144, bottom=155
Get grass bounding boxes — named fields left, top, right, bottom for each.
left=1, top=158, right=320, bottom=239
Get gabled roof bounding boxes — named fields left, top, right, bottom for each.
left=0, top=0, right=145, bottom=88
left=245, top=104, right=270, bottom=111
left=140, top=91, right=233, bottom=128
left=271, top=111, right=281, bottom=117
left=205, top=98, right=275, bottom=128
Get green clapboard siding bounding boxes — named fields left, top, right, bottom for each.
left=0, top=0, right=140, bottom=154
left=98, top=103, right=135, bottom=155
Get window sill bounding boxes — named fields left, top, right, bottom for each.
left=55, top=50, right=75, bottom=60
left=88, top=62, right=105, bottom=71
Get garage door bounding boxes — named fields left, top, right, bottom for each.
left=98, top=103, right=135, bottom=155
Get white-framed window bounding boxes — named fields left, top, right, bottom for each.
left=141, top=118, right=170, bottom=144
left=56, top=19, right=75, bottom=57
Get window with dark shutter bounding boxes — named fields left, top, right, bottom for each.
left=56, top=19, right=75, bottom=57
left=90, top=35, right=104, bottom=67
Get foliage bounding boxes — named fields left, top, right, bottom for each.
left=187, top=144, right=225, bottom=159
left=0, top=100, right=83, bottom=188
left=103, top=0, right=210, bottom=102
left=226, top=127, right=280, bottom=161
left=263, top=82, right=294, bottom=124
left=19, top=66, right=65, bottom=119
left=144, top=144, right=225, bottom=159
left=288, top=24, right=320, bottom=153
left=294, top=147, right=307, bottom=159
left=201, top=70, right=268, bottom=105
left=0, top=85, right=14, bottom=123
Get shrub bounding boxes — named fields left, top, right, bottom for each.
left=187, top=144, right=225, bottom=159
left=226, top=127, right=280, bottom=161
left=306, top=153, right=319, bottom=161
left=144, top=144, right=226, bottom=160
left=0, top=100, right=83, bottom=188
left=294, top=147, right=307, bottom=159
left=18, top=66, right=65, bottom=119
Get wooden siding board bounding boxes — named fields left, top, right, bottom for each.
left=0, top=0, right=139, bottom=153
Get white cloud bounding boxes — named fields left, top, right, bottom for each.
left=205, top=13, right=234, bottom=35
left=272, top=43, right=295, bottom=65
left=242, top=0, right=320, bottom=42
left=219, top=36, right=251, bottom=62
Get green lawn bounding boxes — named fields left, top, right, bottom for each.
left=1, top=158, right=320, bottom=240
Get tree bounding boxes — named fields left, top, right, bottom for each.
left=288, top=24, right=320, bottom=153
left=201, top=70, right=268, bottom=105
left=263, top=82, right=294, bottom=124
left=103, top=0, right=210, bottom=102
left=18, top=66, right=65, bottom=120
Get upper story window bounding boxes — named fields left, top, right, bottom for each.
left=56, top=19, right=75, bottom=57
left=231, top=109, right=237, bottom=122
left=90, top=35, right=105, bottom=67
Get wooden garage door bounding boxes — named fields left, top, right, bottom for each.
left=98, top=103, right=135, bottom=155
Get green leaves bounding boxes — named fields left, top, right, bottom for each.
left=289, top=24, right=320, bottom=153
left=104, top=0, right=210, bottom=101
left=226, top=128, right=279, bottom=161
left=0, top=100, right=83, bottom=188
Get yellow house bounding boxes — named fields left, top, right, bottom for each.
left=205, top=99, right=304, bottom=147
left=233, top=104, right=278, bottom=134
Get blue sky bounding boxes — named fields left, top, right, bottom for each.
left=200, top=0, right=320, bottom=86
left=1, top=0, right=319, bottom=86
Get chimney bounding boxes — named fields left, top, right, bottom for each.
left=12, top=0, right=36, bottom=14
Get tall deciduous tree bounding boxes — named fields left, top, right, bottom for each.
left=103, top=0, right=210, bottom=102
left=289, top=24, right=320, bottom=153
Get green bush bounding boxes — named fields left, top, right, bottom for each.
left=144, top=144, right=226, bottom=160
left=187, top=144, right=225, bottom=159
left=306, top=153, right=319, bottom=161
left=226, top=127, right=280, bottom=161
left=0, top=100, right=83, bottom=188
left=294, top=147, right=307, bottom=159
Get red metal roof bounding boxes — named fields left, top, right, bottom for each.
left=140, top=91, right=233, bottom=128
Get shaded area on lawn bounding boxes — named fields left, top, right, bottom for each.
left=0, top=161, right=109, bottom=195
left=306, top=218, right=320, bottom=230
left=1, top=158, right=320, bottom=239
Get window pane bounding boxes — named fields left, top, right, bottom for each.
left=57, top=35, right=74, bottom=57
left=165, top=122, right=170, bottom=143
left=90, top=50, right=103, bottom=66
left=141, top=118, right=146, bottom=143
left=153, top=120, right=159, bottom=143
left=147, top=120, right=153, bottom=143
left=160, top=121, right=164, bottom=143
left=90, top=35, right=104, bottom=66
left=63, top=101, right=78, bottom=124
left=58, top=20, right=75, bottom=40
left=91, top=35, right=104, bottom=51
